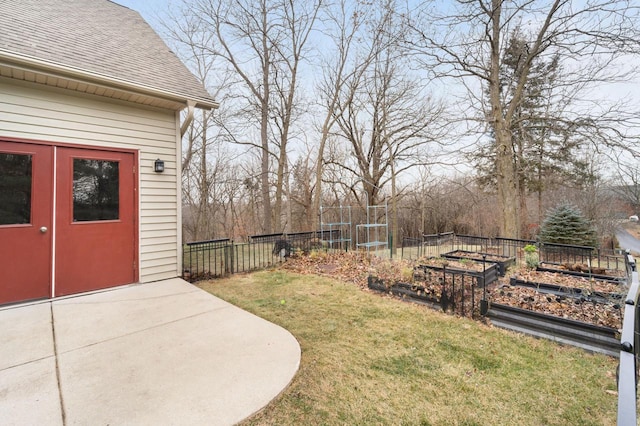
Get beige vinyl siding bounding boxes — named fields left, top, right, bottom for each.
left=0, top=77, right=182, bottom=282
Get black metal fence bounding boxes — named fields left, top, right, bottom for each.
left=183, top=231, right=331, bottom=282
left=369, top=266, right=490, bottom=320
left=401, top=233, right=626, bottom=271
left=185, top=231, right=627, bottom=282
left=184, top=231, right=639, bottom=421
left=493, top=237, right=536, bottom=260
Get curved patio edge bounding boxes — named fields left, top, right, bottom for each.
left=36, top=278, right=300, bottom=426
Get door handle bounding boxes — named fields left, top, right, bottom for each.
left=40, top=226, right=48, bottom=233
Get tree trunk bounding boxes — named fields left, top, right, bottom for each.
left=494, top=124, right=519, bottom=238
left=391, top=159, right=397, bottom=255
left=489, top=0, right=518, bottom=238
left=260, top=111, right=271, bottom=234
left=519, top=185, right=528, bottom=238
left=312, top=123, right=329, bottom=232
left=260, top=5, right=272, bottom=235
left=274, top=149, right=285, bottom=233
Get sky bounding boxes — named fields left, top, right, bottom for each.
left=114, top=0, right=639, bottom=108
left=112, top=0, right=639, bottom=182
left=111, top=0, right=171, bottom=32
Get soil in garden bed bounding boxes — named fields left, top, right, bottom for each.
left=442, top=250, right=516, bottom=276
left=537, top=261, right=626, bottom=280
left=514, top=270, right=624, bottom=294
left=370, top=273, right=482, bottom=319
left=280, top=252, right=626, bottom=329
left=509, top=278, right=623, bottom=307
left=489, top=284, right=622, bottom=329
left=415, top=256, right=487, bottom=273
left=444, top=250, right=512, bottom=262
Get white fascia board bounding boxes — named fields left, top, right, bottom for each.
left=0, top=50, right=219, bottom=111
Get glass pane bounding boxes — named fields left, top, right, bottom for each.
left=73, top=159, right=119, bottom=221
left=0, top=153, right=32, bottom=225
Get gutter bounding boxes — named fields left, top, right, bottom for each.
left=180, top=100, right=196, bottom=138
left=0, top=50, right=219, bottom=111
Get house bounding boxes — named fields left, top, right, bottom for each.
left=0, top=0, right=217, bottom=305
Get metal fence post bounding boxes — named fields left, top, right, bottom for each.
left=480, top=255, right=489, bottom=315
left=230, top=241, right=235, bottom=274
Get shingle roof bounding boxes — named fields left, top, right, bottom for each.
left=0, top=0, right=216, bottom=108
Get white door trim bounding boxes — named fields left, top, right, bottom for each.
left=50, top=145, right=57, bottom=297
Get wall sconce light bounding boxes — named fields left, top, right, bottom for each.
left=154, top=159, right=165, bottom=173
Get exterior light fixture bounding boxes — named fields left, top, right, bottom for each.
left=154, top=159, right=165, bottom=173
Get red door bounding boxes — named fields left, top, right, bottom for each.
left=54, top=147, right=136, bottom=296
left=0, top=142, right=53, bottom=304
left=0, top=140, right=137, bottom=305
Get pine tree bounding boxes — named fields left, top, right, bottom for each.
left=473, top=28, right=594, bottom=235
left=538, top=203, right=597, bottom=247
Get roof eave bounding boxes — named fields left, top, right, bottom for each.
left=0, top=50, right=219, bottom=110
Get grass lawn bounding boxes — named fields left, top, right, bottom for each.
left=197, top=270, right=619, bottom=425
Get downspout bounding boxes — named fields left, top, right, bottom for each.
left=180, top=100, right=196, bottom=137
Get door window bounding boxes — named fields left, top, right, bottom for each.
left=0, top=153, right=32, bottom=225
left=73, top=159, right=119, bottom=221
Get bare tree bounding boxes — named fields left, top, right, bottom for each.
left=330, top=0, right=446, bottom=204
left=176, top=0, right=321, bottom=234
left=612, top=154, right=640, bottom=215
left=288, top=152, right=315, bottom=230
left=407, top=0, right=640, bottom=238
left=162, top=5, right=232, bottom=241
left=325, top=0, right=447, bottom=251
left=310, top=0, right=370, bottom=230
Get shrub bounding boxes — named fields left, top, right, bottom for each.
left=523, top=244, right=539, bottom=269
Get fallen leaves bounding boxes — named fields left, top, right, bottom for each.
left=515, top=270, right=624, bottom=293
left=444, top=250, right=512, bottom=262
left=280, top=251, right=627, bottom=329
left=416, top=256, right=488, bottom=272
left=280, top=251, right=373, bottom=289
left=489, top=284, right=623, bottom=329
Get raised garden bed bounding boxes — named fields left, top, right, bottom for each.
left=514, top=270, right=624, bottom=292
left=509, top=277, right=624, bottom=305
left=487, top=302, right=620, bottom=357
left=536, top=261, right=626, bottom=281
left=368, top=271, right=482, bottom=318
left=441, top=250, right=516, bottom=276
left=368, top=257, right=497, bottom=318
left=414, top=257, right=499, bottom=287
left=489, top=282, right=622, bottom=329
left=368, top=277, right=437, bottom=305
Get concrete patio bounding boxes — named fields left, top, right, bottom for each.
left=0, top=278, right=301, bottom=425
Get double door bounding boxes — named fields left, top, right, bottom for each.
left=0, top=140, right=137, bottom=305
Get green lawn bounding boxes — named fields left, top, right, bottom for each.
left=197, top=270, right=618, bottom=425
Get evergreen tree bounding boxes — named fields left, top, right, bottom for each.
left=538, top=203, right=597, bottom=247
left=473, top=28, right=594, bottom=234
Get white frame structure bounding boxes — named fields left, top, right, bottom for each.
left=356, top=203, right=388, bottom=252
left=320, top=205, right=352, bottom=251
